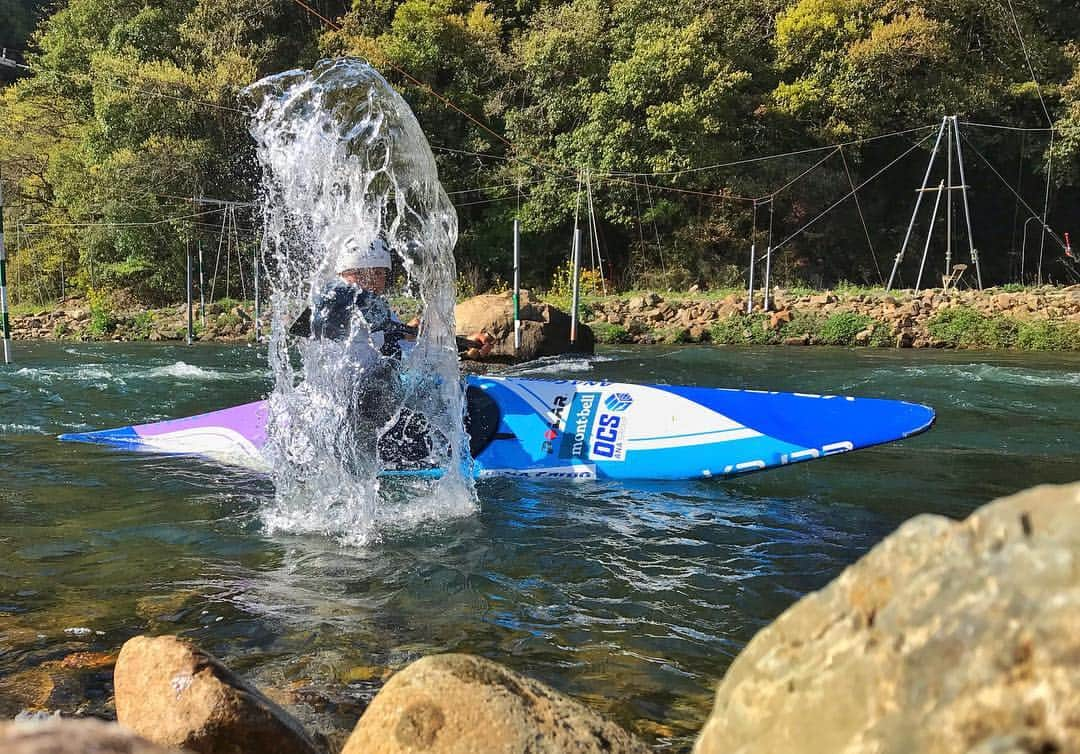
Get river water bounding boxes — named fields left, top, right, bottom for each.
left=1, top=342, right=1077, bottom=748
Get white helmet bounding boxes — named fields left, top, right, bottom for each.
left=337, top=237, right=391, bottom=272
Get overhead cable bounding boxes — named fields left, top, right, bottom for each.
left=958, top=131, right=1066, bottom=249
left=769, top=131, right=938, bottom=254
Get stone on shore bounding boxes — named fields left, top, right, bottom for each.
left=455, top=291, right=595, bottom=362
left=114, top=635, right=319, bottom=754
left=342, top=653, right=650, bottom=754
left=694, top=482, right=1080, bottom=754
left=0, top=718, right=188, bottom=753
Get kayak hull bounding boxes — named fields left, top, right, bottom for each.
left=59, top=375, right=935, bottom=481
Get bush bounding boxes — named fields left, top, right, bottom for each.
left=928, top=307, right=1017, bottom=349
left=662, top=326, right=692, bottom=344
left=819, top=312, right=875, bottom=345
left=131, top=311, right=154, bottom=338
left=591, top=321, right=632, bottom=344
left=778, top=311, right=822, bottom=342
left=548, top=260, right=605, bottom=300
left=87, top=288, right=117, bottom=337
left=709, top=314, right=771, bottom=345
left=1016, top=320, right=1080, bottom=351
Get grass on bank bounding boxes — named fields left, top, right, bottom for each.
left=927, top=307, right=1080, bottom=350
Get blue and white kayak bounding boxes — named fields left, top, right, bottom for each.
left=59, top=375, right=934, bottom=481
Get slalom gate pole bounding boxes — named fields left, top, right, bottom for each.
left=512, top=218, right=521, bottom=352
left=570, top=227, right=582, bottom=345
left=0, top=172, right=12, bottom=364
left=186, top=243, right=193, bottom=345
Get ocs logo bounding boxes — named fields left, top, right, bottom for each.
left=604, top=393, right=633, bottom=412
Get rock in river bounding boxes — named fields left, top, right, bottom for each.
left=0, top=717, right=188, bottom=753
left=694, top=482, right=1080, bottom=754
left=114, top=635, right=319, bottom=754
left=455, top=292, right=595, bottom=362
left=342, top=653, right=649, bottom=754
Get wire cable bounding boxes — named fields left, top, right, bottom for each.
left=958, top=131, right=1066, bottom=250
left=770, top=131, right=937, bottom=254
left=839, top=146, right=883, bottom=283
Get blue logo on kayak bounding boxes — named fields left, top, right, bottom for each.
left=604, top=393, right=633, bottom=412
left=558, top=392, right=601, bottom=460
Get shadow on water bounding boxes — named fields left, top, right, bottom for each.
left=1, top=341, right=1078, bottom=748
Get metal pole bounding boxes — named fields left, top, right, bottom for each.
left=186, top=243, right=193, bottom=345
left=1037, top=129, right=1055, bottom=286
left=0, top=172, right=12, bottom=363
left=1021, top=216, right=1038, bottom=284
left=916, top=181, right=945, bottom=294
left=512, top=218, right=520, bottom=352
left=950, top=116, right=981, bottom=289
left=570, top=227, right=581, bottom=345
left=253, top=230, right=261, bottom=343
left=763, top=200, right=774, bottom=311
left=746, top=201, right=758, bottom=314
left=888, top=117, right=948, bottom=290
left=198, top=238, right=206, bottom=328
left=946, top=118, right=953, bottom=274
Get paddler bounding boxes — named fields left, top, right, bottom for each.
left=291, top=236, right=492, bottom=466
left=291, top=236, right=493, bottom=359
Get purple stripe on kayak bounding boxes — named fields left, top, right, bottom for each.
left=132, top=399, right=269, bottom=450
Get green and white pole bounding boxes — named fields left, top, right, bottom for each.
left=512, top=218, right=521, bottom=352
left=0, top=171, right=12, bottom=363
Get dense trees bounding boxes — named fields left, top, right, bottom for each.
left=1, top=0, right=1077, bottom=304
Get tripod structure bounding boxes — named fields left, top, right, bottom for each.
left=887, top=115, right=982, bottom=291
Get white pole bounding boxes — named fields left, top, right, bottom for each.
left=946, top=118, right=953, bottom=275
left=0, top=172, right=12, bottom=364
left=512, top=218, right=520, bottom=351
left=763, top=200, right=774, bottom=311
left=951, top=116, right=982, bottom=289
left=746, top=202, right=758, bottom=314
left=186, top=242, right=193, bottom=345
left=570, top=228, right=581, bottom=345
left=254, top=229, right=261, bottom=343
left=916, top=180, right=946, bottom=294
left=888, top=117, right=948, bottom=290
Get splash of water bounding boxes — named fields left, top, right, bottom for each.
left=244, top=58, right=476, bottom=545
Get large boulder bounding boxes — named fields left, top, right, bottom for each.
left=341, top=653, right=649, bottom=754
left=455, top=291, right=595, bottom=362
left=694, top=482, right=1080, bottom=754
left=0, top=718, right=188, bottom=753
left=114, top=635, right=319, bottom=754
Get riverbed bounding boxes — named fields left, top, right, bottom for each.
left=1, top=343, right=1077, bottom=748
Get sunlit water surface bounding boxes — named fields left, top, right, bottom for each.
left=1, top=342, right=1077, bottom=749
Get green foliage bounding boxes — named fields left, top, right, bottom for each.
left=547, top=261, right=605, bottom=300
left=778, top=311, right=822, bottom=341
left=1016, top=320, right=1080, bottom=351
left=130, top=310, right=154, bottom=338
left=709, top=314, right=772, bottom=345
left=591, top=321, right=632, bottom=344
left=927, top=307, right=1018, bottom=349
left=3, top=0, right=1080, bottom=305
left=927, top=307, right=1080, bottom=350
left=818, top=311, right=874, bottom=345
left=86, top=287, right=117, bottom=336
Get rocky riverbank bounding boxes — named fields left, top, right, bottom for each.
left=3, top=482, right=1078, bottom=753
left=9, top=298, right=263, bottom=343
left=586, top=285, right=1080, bottom=350
left=8, top=284, right=1080, bottom=350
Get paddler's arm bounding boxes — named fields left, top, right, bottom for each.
left=391, top=319, right=492, bottom=356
